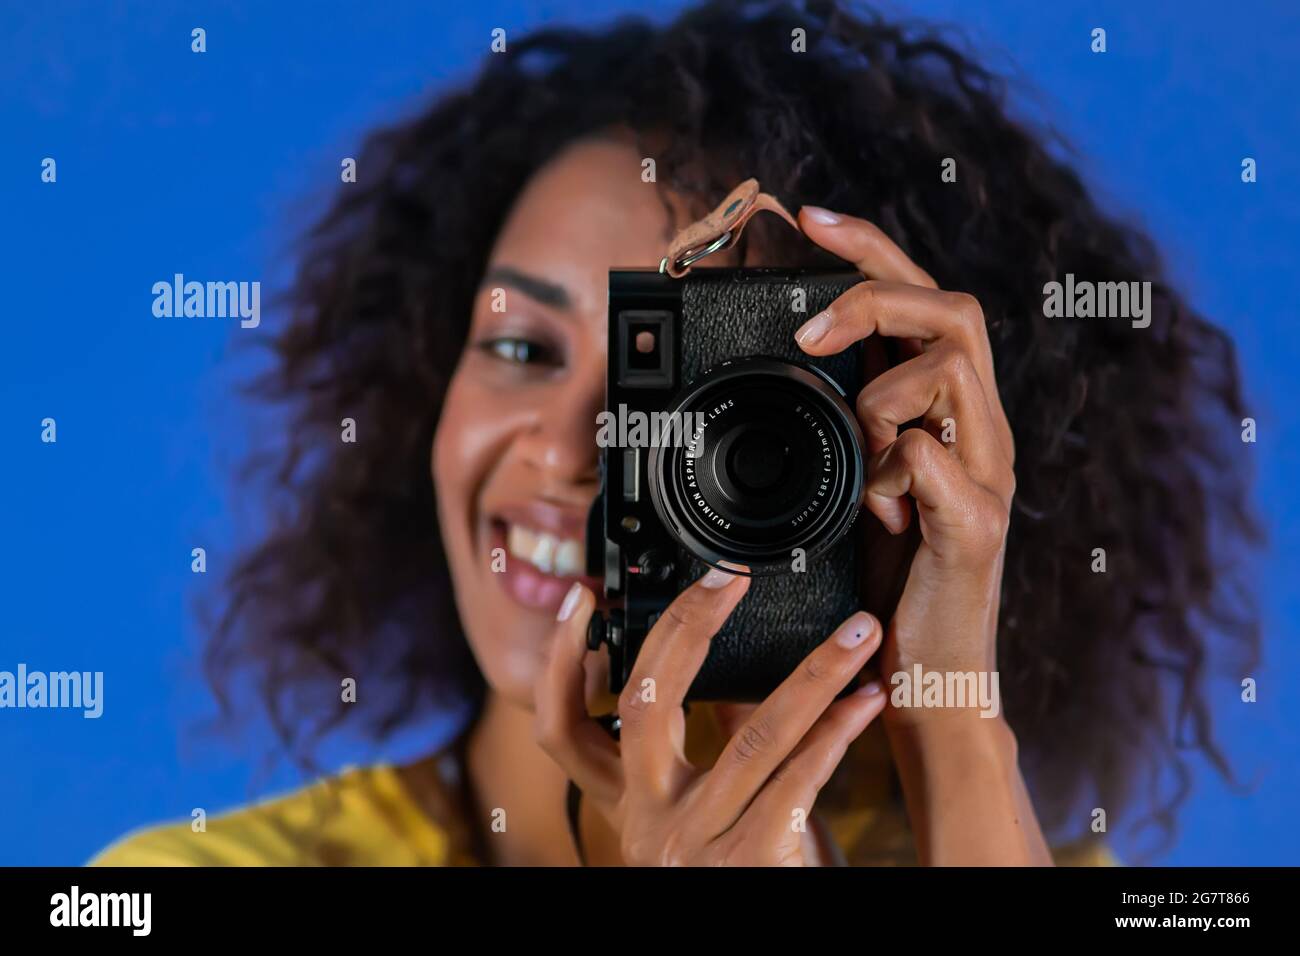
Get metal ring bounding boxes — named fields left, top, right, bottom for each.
left=663, top=231, right=732, bottom=274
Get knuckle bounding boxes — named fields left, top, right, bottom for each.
left=655, top=584, right=727, bottom=641
left=969, top=494, right=1010, bottom=553
left=620, top=827, right=654, bottom=866
left=994, top=464, right=1017, bottom=505
left=855, top=384, right=878, bottom=418
left=617, top=683, right=653, bottom=723
left=855, top=387, right=893, bottom=432
left=800, top=650, right=838, bottom=685
left=854, top=278, right=882, bottom=314
left=658, top=828, right=691, bottom=867
left=658, top=596, right=701, bottom=636
left=623, top=825, right=684, bottom=868
left=730, top=715, right=777, bottom=765
left=894, top=428, right=937, bottom=472
left=947, top=290, right=985, bottom=328
left=710, top=838, right=740, bottom=867
left=937, top=347, right=976, bottom=388
left=992, top=417, right=1018, bottom=470
left=775, top=844, right=804, bottom=867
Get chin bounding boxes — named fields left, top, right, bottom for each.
left=467, top=594, right=614, bottom=714
left=441, top=480, right=616, bottom=711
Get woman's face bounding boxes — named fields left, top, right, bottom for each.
left=433, top=138, right=693, bottom=709
left=433, top=138, right=913, bottom=710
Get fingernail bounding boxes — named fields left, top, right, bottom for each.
left=557, top=582, right=584, bottom=622
left=795, top=310, right=832, bottom=346
left=835, top=611, right=879, bottom=648
left=856, top=680, right=885, bottom=698
left=802, top=205, right=842, bottom=225
left=699, top=567, right=737, bottom=589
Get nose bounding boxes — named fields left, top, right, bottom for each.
left=516, top=366, right=603, bottom=486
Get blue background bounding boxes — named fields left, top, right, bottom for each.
left=2, top=0, right=1297, bottom=865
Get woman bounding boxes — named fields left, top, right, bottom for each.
left=92, top=0, right=1257, bottom=866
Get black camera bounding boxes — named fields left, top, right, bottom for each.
left=585, top=268, right=866, bottom=702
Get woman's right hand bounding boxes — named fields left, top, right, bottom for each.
left=535, top=567, right=886, bottom=866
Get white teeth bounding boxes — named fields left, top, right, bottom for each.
left=555, top=540, right=582, bottom=577
left=507, top=524, right=537, bottom=564
left=505, top=522, right=584, bottom=577
left=530, top=535, right=557, bottom=573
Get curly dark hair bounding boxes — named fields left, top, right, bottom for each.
left=204, top=0, right=1259, bottom=849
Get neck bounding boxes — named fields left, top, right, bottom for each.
left=463, top=690, right=621, bottom=866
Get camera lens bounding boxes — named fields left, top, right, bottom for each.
left=726, top=428, right=785, bottom=492
left=648, top=357, right=864, bottom=574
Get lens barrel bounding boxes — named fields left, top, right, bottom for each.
left=649, top=357, right=864, bottom=575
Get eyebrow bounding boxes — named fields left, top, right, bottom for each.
left=481, top=266, right=573, bottom=311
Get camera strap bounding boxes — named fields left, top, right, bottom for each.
left=660, top=178, right=801, bottom=278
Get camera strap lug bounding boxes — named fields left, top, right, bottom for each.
left=659, top=178, right=801, bottom=278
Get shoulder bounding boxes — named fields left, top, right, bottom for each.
left=1051, top=838, right=1122, bottom=867
left=89, top=764, right=460, bottom=867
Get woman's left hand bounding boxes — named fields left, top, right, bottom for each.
left=786, top=205, right=1050, bottom=865
left=793, top=205, right=1016, bottom=703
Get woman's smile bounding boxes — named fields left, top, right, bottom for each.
left=486, top=502, right=603, bottom=613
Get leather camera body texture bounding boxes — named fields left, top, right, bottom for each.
left=598, top=268, right=865, bottom=703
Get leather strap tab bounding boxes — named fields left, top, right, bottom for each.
left=661, top=178, right=801, bottom=278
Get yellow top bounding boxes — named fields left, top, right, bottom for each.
left=90, top=704, right=1116, bottom=867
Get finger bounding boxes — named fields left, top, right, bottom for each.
left=855, top=344, right=1009, bottom=489
left=711, top=702, right=760, bottom=743
left=798, top=205, right=934, bottom=360
left=533, top=583, right=622, bottom=805
left=794, top=280, right=1012, bottom=460
left=794, top=280, right=987, bottom=367
left=799, top=207, right=938, bottom=289
left=865, top=429, right=1009, bottom=563
left=689, top=612, right=882, bottom=840
left=618, top=566, right=752, bottom=799
left=719, top=681, right=887, bottom=865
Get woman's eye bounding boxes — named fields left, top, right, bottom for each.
left=478, top=337, right=557, bottom=366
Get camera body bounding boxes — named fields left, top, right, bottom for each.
left=586, top=268, right=866, bottom=702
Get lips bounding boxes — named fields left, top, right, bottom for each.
left=486, top=501, right=603, bottom=613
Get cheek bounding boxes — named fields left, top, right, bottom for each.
left=433, top=370, right=509, bottom=529
left=433, top=368, right=550, bottom=707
